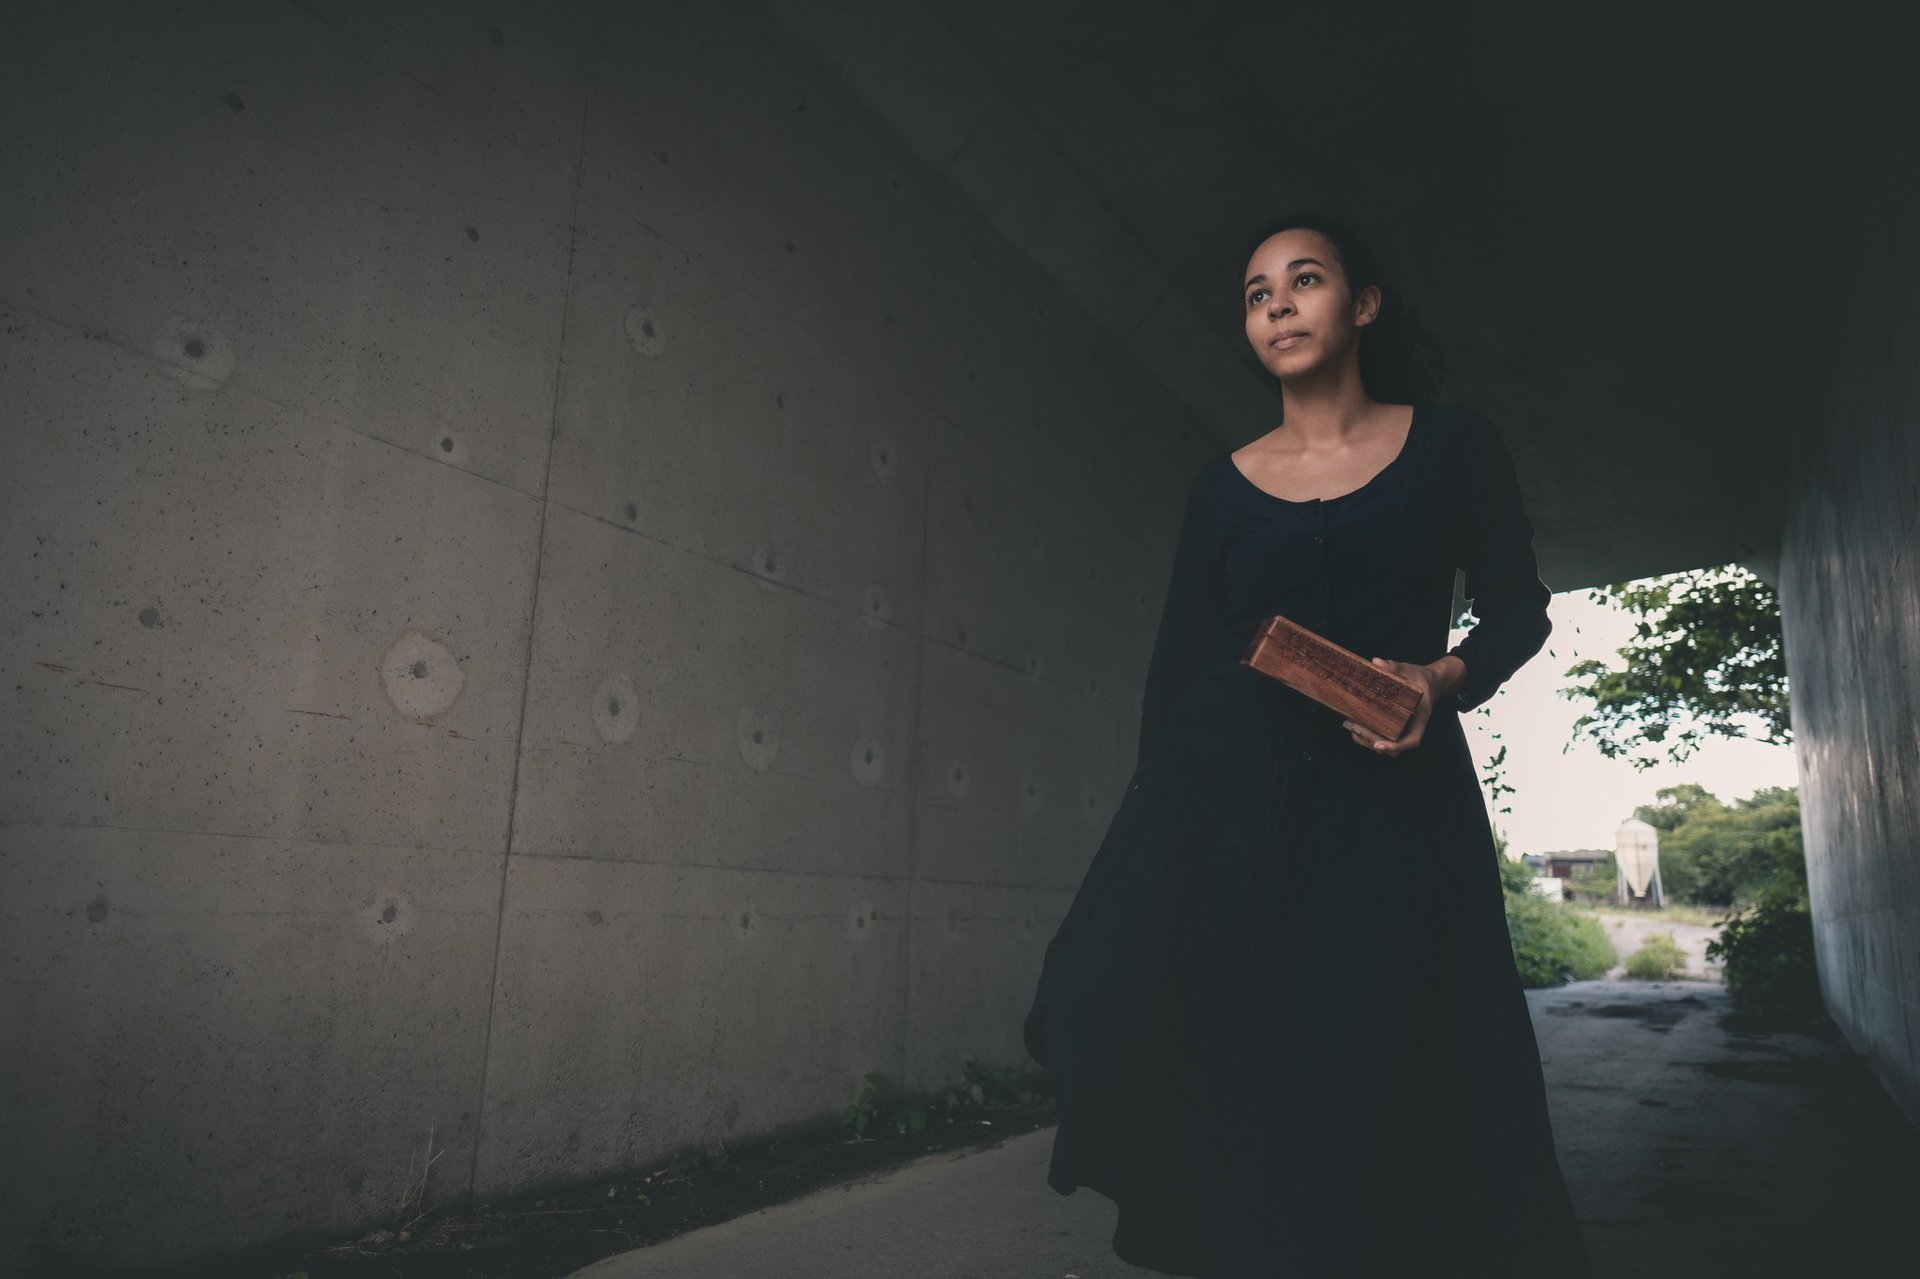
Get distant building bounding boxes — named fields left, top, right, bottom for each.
left=1532, top=848, right=1610, bottom=880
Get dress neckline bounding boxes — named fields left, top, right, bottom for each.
left=1225, top=403, right=1421, bottom=506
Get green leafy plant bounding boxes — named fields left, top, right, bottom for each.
left=1623, top=932, right=1688, bottom=979
left=1495, top=850, right=1535, bottom=895
left=1706, top=893, right=1822, bottom=1022
left=1497, top=856, right=1617, bottom=987
left=1561, top=565, right=1788, bottom=769
left=841, top=1072, right=926, bottom=1138
left=961, top=1058, right=1044, bottom=1107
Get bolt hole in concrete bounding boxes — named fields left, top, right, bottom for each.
left=850, top=736, right=885, bottom=786
left=137, top=606, right=162, bottom=628
left=593, top=674, right=638, bottom=744
left=153, top=318, right=234, bottom=388
left=381, top=631, right=464, bottom=719
left=440, top=437, right=455, bottom=453
left=624, top=304, right=667, bottom=358
left=736, top=707, right=778, bottom=771
left=1081, top=781, right=1106, bottom=825
left=361, top=892, right=414, bottom=942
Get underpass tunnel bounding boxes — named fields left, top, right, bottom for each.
left=1, top=2, right=1914, bottom=1270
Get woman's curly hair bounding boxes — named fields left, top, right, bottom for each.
left=1251, top=210, right=1445, bottom=407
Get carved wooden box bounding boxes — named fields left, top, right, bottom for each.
left=1240, top=613, right=1425, bottom=742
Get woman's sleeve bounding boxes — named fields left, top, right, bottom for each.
left=1136, top=470, right=1227, bottom=773
left=1444, top=413, right=1553, bottom=713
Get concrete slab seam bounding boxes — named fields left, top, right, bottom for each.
left=462, top=12, right=601, bottom=1207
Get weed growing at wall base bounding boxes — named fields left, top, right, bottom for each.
left=843, top=1071, right=927, bottom=1138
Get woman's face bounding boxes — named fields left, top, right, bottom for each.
left=1242, top=227, right=1379, bottom=383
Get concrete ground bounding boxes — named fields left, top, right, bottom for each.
left=572, top=979, right=1915, bottom=1278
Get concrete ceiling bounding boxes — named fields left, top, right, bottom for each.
left=918, top=0, right=1876, bottom=591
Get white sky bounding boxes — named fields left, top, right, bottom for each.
left=1450, top=587, right=1800, bottom=855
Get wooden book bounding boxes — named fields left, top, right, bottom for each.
left=1240, top=613, right=1425, bottom=742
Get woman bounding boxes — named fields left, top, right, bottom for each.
left=1022, top=212, right=1593, bottom=1277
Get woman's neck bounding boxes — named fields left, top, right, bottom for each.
left=1277, top=364, right=1377, bottom=444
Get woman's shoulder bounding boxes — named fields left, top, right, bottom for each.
left=1184, top=450, right=1240, bottom=499
left=1414, top=401, right=1513, bottom=468
left=1416, top=400, right=1498, bottom=439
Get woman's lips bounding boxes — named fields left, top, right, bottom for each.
left=1269, top=332, right=1307, bottom=350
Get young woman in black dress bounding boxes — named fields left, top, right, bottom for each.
left=1023, top=213, right=1594, bottom=1277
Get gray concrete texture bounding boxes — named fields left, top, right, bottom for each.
left=569, top=981, right=1915, bottom=1278
left=1778, top=79, right=1920, bottom=1132
left=0, top=1, right=1215, bottom=1270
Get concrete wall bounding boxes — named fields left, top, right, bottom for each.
left=1778, top=66, right=1920, bottom=1128
left=0, top=2, right=1219, bottom=1269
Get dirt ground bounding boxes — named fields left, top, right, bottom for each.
left=1585, top=907, right=1727, bottom=979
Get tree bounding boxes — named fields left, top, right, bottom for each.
left=1560, top=565, right=1789, bottom=769
left=1632, top=783, right=1806, bottom=908
left=1635, top=781, right=1723, bottom=832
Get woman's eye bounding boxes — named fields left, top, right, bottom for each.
left=1294, top=272, right=1318, bottom=287
left=1247, top=287, right=1268, bottom=306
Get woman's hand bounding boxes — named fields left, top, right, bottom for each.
left=1341, top=655, right=1467, bottom=757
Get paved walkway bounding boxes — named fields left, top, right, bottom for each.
left=573, top=979, right=1915, bottom=1277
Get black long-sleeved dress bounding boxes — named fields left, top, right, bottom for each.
left=1022, top=402, right=1593, bottom=1277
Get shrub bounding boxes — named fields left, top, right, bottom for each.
left=1504, top=888, right=1617, bottom=987
left=1495, top=853, right=1536, bottom=896
left=1623, top=932, right=1688, bottom=979
left=1705, top=893, right=1822, bottom=1021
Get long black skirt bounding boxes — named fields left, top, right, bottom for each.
left=1022, top=664, right=1593, bottom=1277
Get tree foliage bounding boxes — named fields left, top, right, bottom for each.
left=1633, top=783, right=1806, bottom=908
left=1561, top=565, right=1789, bottom=769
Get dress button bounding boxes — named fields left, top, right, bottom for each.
left=1312, top=534, right=1325, bottom=543
left=1299, top=749, right=1314, bottom=762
